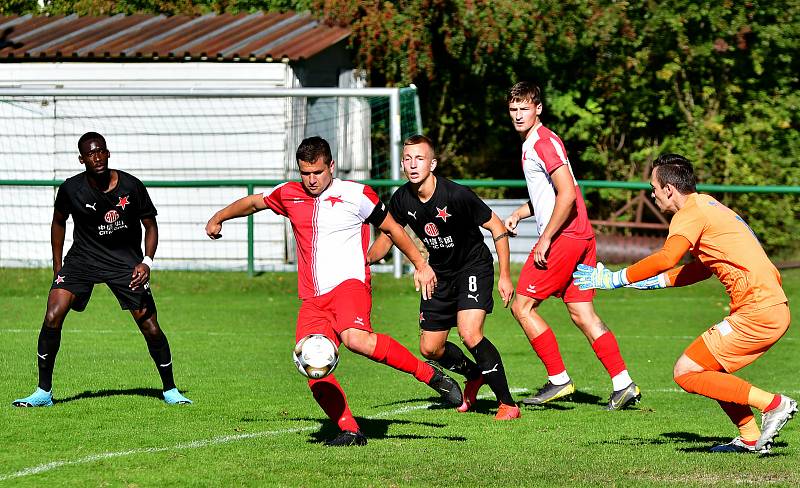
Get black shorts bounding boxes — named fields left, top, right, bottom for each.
left=419, top=263, right=494, bottom=331
left=51, top=260, right=154, bottom=312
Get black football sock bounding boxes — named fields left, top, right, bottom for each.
left=37, top=323, right=62, bottom=392
left=435, top=341, right=482, bottom=380
left=468, top=337, right=515, bottom=405
left=145, top=332, right=176, bottom=391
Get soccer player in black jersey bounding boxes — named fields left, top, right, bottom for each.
left=12, top=132, right=192, bottom=407
left=368, top=135, right=520, bottom=420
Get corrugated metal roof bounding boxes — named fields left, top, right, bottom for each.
left=0, top=12, right=350, bottom=62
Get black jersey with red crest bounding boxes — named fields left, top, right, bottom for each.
left=389, top=176, right=493, bottom=278
left=55, top=170, right=156, bottom=269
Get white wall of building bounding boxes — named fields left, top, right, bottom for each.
left=0, top=63, right=292, bottom=270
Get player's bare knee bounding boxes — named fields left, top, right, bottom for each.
left=673, top=355, right=701, bottom=381
left=43, top=306, right=67, bottom=329
left=419, top=339, right=445, bottom=359
left=460, top=331, right=483, bottom=349
left=420, top=347, right=441, bottom=360
left=339, top=329, right=375, bottom=356
left=510, top=299, right=527, bottom=321
left=138, top=319, right=161, bottom=339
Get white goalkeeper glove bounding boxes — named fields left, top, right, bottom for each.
left=625, top=273, right=668, bottom=290
left=572, top=262, right=629, bottom=290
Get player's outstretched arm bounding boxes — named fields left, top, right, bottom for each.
left=50, top=209, right=68, bottom=276
left=573, top=235, right=706, bottom=291
left=377, top=212, right=437, bottom=300
left=206, top=194, right=267, bottom=240
left=621, top=235, right=701, bottom=290
left=504, top=200, right=533, bottom=236
left=483, top=213, right=514, bottom=307
left=366, top=232, right=393, bottom=266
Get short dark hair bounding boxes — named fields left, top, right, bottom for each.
left=652, top=153, right=697, bottom=194
left=508, top=82, right=542, bottom=105
left=403, top=134, right=436, bottom=155
left=296, top=136, right=332, bottom=165
left=78, top=132, right=106, bottom=153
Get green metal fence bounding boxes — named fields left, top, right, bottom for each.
left=2, top=179, right=797, bottom=276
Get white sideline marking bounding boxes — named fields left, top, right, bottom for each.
left=0, top=402, right=436, bottom=482
left=0, top=426, right=317, bottom=481
left=4, top=385, right=800, bottom=481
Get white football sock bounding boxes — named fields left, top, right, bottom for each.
left=612, top=370, right=633, bottom=391
left=548, top=371, right=571, bottom=386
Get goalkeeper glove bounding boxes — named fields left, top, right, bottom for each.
left=625, top=273, right=669, bottom=290
left=572, top=262, right=629, bottom=290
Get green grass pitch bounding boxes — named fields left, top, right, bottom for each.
left=2, top=267, right=798, bottom=486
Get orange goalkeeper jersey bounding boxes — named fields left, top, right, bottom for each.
left=667, top=193, right=787, bottom=313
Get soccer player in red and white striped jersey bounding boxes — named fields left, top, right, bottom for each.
left=206, top=137, right=463, bottom=446
left=504, top=82, right=640, bottom=410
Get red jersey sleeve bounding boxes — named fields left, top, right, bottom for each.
left=360, top=184, right=388, bottom=225
left=261, top=182, right=290, bottom=216
left=533, top=136, right=567, bottom=174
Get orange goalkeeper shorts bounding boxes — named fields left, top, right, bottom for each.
left=696, top=302, right=790, bottom=373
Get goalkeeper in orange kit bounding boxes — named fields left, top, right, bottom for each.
left=573, top=153, right=794, bottom=453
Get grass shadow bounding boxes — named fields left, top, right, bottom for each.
left=515, top=390, right=603, bottom=411
left=57, top=387, right=165, bottom=403
left=664, top=431, right=788, bottom=456
left=302, top=416, right=467, bottom=444
left=370, top=396, right=457, bottom=409
left=591, top=431, right=787, bottom=457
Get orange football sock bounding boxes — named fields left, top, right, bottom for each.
left=748, top=386, right=778, bottom=412
left=674, top=371, right=751, bottom=405
left=718, top=400, right=759, bottom=441
left=739, top=419, right=761, bottom=443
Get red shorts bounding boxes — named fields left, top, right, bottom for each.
left=295, top=279, right=374, bottom=347
left=516, top=234, right=596, bottom=303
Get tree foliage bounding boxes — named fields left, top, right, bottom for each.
left=5, top=0, right=799, bottom=256
left=316, top=0, right=799, bottom=257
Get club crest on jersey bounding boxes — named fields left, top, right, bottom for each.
left=435, top=206, right=451, bottom=222
left=116, top=195, right=130, bottom=210
left=424, top=222, right=439, bottom=237
left=104, top=209, right=120, bottom=223
left=325, top=195, right=343, bottom=207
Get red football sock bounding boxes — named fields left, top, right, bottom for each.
left=763, top=394, right=782, bottom=413
left=309, top=375, right=359, bottom=432
left=370, top=333, right=433, bottom=383
left=591, top=332, right=627, bottom=378
left=529, top=328, right=566, bottom=376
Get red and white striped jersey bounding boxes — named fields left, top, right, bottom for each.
left=521, top=123, right=593, bottom=240
left=262, top=178, right=384, bottom=299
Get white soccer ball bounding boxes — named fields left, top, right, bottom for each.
left=292, top=334, right=339, bottom=379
